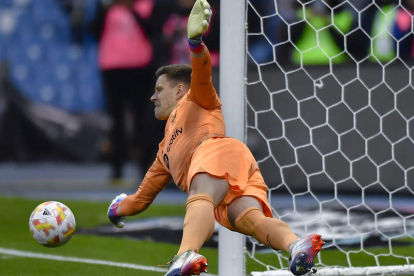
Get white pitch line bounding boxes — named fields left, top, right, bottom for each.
left=0, top=247, right=216, bottom=276
left=0, top=247, right=166, bottom=272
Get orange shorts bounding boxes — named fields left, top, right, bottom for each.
left=187, top=137, right=273, bottom=230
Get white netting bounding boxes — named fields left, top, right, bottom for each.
left=245, top=0, right=414, bottom=275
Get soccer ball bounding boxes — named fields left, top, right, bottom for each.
left=29, top=201, right=76, bottom=248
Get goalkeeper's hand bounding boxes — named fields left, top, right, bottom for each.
left=107, top=193, right=127, bottom=228
left=187, top=0, right=212, bottom=39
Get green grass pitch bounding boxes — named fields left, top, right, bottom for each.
left=0, top=196, right=412, bottom=276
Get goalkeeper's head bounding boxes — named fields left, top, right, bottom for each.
left=151, top=64, right=192, bottom=120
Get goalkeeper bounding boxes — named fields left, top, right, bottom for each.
left=108, top=1, right=324, bottom=275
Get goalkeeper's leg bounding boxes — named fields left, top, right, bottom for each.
left=178, top=173, right=229, bottom=254
left=164, top=173, right=229, bottom=276
left=228, top=196, right=297, bottom=252
left=228, top=196, right=324, bottom=275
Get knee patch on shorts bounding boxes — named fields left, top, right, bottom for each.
left=186, top=193, right=215, bottom=209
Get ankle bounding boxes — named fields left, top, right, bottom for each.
left=288, top=237, right=300, bottom=253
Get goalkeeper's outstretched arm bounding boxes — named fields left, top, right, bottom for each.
left=187, top=0, right=220, bottom=109
left=188, top=0, right=211, bottom=58
left=107, top=156, right=172, bottom=228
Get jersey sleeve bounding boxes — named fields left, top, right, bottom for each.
left=125, top=155, right=172, bottom=214
left=188, top=48, right=221, bottom=109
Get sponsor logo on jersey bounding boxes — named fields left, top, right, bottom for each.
left=167, top=127, right=183, bottom=153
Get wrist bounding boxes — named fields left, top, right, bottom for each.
left=188, top=37, right=205, bottom=54
left=110, top=202, right=122, bottom=217
left=188, top=34, right=202, bottom=44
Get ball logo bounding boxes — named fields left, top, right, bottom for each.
left=43, top=209, right=51, bottom=216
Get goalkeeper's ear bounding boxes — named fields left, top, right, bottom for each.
left=187, top=0, right=212, bottom=39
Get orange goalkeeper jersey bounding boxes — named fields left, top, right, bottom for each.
left=133, top=48, right=226, bottom=206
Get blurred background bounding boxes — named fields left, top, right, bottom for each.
left=0, top=0, right=221, bottom=200
left=0, top=0, right=413, bottom=201
left=246, top=0, right=414, bottom=195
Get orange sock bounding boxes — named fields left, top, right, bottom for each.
left=235, top=207, right=297, bottom=252
left=177, top=194, right=215, bottom=255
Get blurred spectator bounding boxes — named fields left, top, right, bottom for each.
left=291, top=0, right=354, bottom=65
left=248, top=0, right=294, bottom=64
left=370, top=0, right=397, bottom=62
left=348, top=0, right=397, bottom=62
left=247, top=0, right=356, bottom=65
left=393, top=0, right=414, bottom=61
left=60, top=0, right=85, bottom=44
left=246, top=0, right=411, bottom=66
left=94, top=0, right=162, bottom=184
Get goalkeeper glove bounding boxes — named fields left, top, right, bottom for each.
left=188, top=0, right=212, bottom=44
left=107, top=193, right=127, bottom=228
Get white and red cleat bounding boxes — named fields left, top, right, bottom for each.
left=164, top=249, right=208, bottom=276
left=288, top=234, right=325, bottom=275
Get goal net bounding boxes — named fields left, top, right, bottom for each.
left=244, top=0, right=414, bottom=275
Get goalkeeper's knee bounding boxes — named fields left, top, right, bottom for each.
left=107, top=193, right=127, bottom=228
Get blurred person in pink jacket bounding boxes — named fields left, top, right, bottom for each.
left=98, top=0, right=162, bottom=184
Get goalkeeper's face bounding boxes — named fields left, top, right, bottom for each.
left=151, top=74, right=186, bottom=120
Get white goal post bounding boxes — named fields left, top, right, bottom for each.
left=219, top=0, right=414, bottom=276
left=219, top=0, right=246, bottom=275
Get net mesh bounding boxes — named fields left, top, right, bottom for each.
left=245, top=0, right=414, bottom=274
